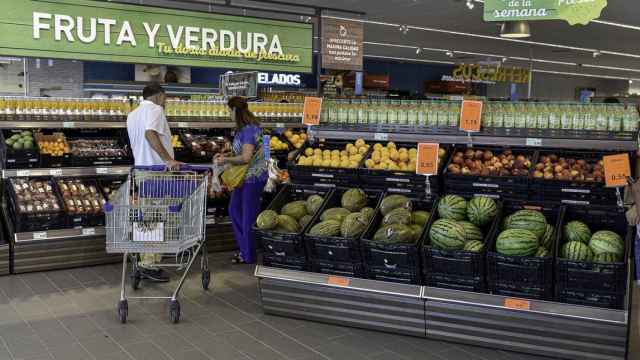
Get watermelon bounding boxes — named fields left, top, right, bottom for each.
left=496, top=229, right=538, bottom=256
left=467, top=196, right=497, bottom=227
left=256, top=210, right=278, bottom=230
left=320, top=207, right=351, bottom=223
left=429, top=219, right=466, bottom=251
left=409, top=224, right=424, bottom=241
left=360, top=207, right=375, bottom=221
left=458, top=221, right=483, bottom=243
left=281, top=200, right=308, bottom=220
left=561, top=241, right=594, bottom=262
left=541, top=224, right=554, bottom=250
left=535, top=247, right=550, bottom=258
left=341, top=188, right=368, bottom=212
left=563, top=221, right=591, bottom=244
left=504, top=210, right=547, bottom=239
left=277, top=215, right=300, bottom=233
left=305, top=195, right=324, bottom=215
left=411, top=211, right=430, bottom=227
left=437, top=195, right=467, bottom=221
left=382, top=208, right=412, bottom=226
left=463, top=240, right=485, bottom=252
left=299, top=215, right=313, bottom=229
left=589, top=230, right=624, bottom=257
left=593, top=252, right=621, bottom=263
left=341, top=212, right=369, bottom=238
left=380, top=194, right=412, bottom=216
left=373, top=224, right=414, bottom=244
left=309, top=220, right=341, bottom=237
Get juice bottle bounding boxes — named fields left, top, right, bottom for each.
left=481, top=103, right=493, bottom=128
left=514, top=103, right=527, bottom=128
left=448, top=101, right=460, bottom=127
left=503, top=103, right=515, bottom=128
left=492, top=103, right=504, bottom=128
left=623, top=105, right=639, bottom=132
left=560, top=104, right=572, bottom=130
left=536, top=103, right=549, bottom=129
left=525, top=103, right=537, bottom=129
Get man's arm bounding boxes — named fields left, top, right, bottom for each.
left=145, top=130, right=181, bottom=170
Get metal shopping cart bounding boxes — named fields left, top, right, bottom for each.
left=105, top=165, right=211, bottom=324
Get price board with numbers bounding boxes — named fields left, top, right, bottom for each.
left=302, top=97, right=322, bottom=126
left=459, top=100, right=483, bottom=132
left=603, top=153, right=631, bottom=187
left=416, top=143, right=440, bottom=176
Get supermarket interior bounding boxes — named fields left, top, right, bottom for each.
left=0, top=0, right=639, bottom=359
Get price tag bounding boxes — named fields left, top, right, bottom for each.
left=302, top=97, right=322, bottom=126
left=82, top=228, right=96, bottom=236
left=49, top=169, right=63, bottom=176
left=459, top=100, right=483, bottom=132
left=504, top=298, right=531, bottom=310
left=416, top=143, right=439, bottom=176
left=603, top=153, right=631, bottom=188
left=96, top=167, right=109, bottom=175
left=62, top=121, right=75, bottom=128
left=178, top=122, right=188, bottom=128
left=16, top=170, right=30, bottom=177
left=327, top=276, right=350, bottom=287
left=275, top=122, right=285, bottom=129
left=373, top=132, right=389, bottom=141
left=525, top=138, right=542, bottom=147
left=32, top=232, right=47, bottom=240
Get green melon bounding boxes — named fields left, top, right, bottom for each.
left=593, top=252, right=621, bottom=263
left=320, top=207, right=351, bottom=223
left=467, top=196, right=497, bottom=227
left=277, top=215, right=300, bottom=233
left=305, top=194, right=324, bottom=215
left=272, top=226, right=289, bottom=233
left=589, top=230, right=624, bottom=257
left=429, top=219, right=466, bottom=251
left=463, top=240, right=485, bottom=252
left=563, top=221, right=591, bottom=244
left=409, top=224, right=424, bottom=241
left=561, top=241, right=594, bottom=262
left=256, top=210, right=278, bottom=230
left=541, top=224, right=554, bottom=250
left=373, top=223, right=415, bottom=244
left=496, top=229, right=539, bottom=256
left=309, top=219, right=341, bottom=237
left=380, top=194, right=412, bottom=216
left=280, top=200, right=308, bottom=221
left=411, top=211, right=430, bottom=227
left=299, top=215, right=313, bottom=229
left=341, top=212, right=369, bottom=238
left=505, top=210, right=547, bottom=239
left=535, top=247, right=550, bottom=258
left=437, top=195, right=467, bottom=221
left=360, top=207, right=375, bottom=221
left=382, top=207, right=412, bottom=226
left=459, top=221, right=484, bottom=243
left=341, top=188, right=367, bottom=212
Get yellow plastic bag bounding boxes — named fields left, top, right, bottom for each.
left=221, top=164, right=248, bottom=190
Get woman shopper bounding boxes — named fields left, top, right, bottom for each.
left=215, top=97, right=267, bottom=264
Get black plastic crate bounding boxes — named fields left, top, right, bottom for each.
left=55, top=178, right=106, bottom=228
left=555, top=289, right=625, bottom=310
left=288, top=140, right=365, bottom=187
left=179, top=129, right=231, bottom=164
left=6, top=177, right=68, bottom=232
left=422, top=195, right=502, bottom=292
left=0, top=130, right=39, bottom=169
left=366, top=265, right=421, bottom=285
left=262, top=253, right=308, bottom=271
left=529, top=150, right=628, bottom=206
left=35, top=131, right=72, bottom=168
left=554, top=205, right=631, bottom=309
left=66, top=129, right=132, bottom=167
left=254, top=184, right=332, bottom=259
left=311, top=259, right=366, bottom=278
left=487, top=200, right=563, bottom=301
left=360, top=195, right=435, bottom=285
left=305, top=187, right=383, bottom=263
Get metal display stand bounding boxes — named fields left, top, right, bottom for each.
left=255, top=265, right=633, bottom=360
left=0, top=242, right=9, bottom=275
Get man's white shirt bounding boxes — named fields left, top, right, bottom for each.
left=126, top=100, right=174, bottom=166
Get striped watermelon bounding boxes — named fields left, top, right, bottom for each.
left=589, top=230, right=624, bottom=257
left=541, top=224, right=554, bottom=250
left=535, top=247, right=550, bottom=258
left=593, top=252, right=621, bottom=264
left=429, top=219, right=466, bottom=251
left=561, top=241, right=594, bottom=262
left=459, top=221, right=484, bottom=243
left=463, top=240, right=485, bottom=252
left=437, top=195, right=467, bottom=221
left=563, top=221, right=591, bottom=244
left=504, top=210, right=547, bottom=239
left=467, top=196, right=497, bottom=227
left=496, top=229, right=539, bottom=256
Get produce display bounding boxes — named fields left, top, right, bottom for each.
left=447, top=148, right=532, bottom=177
left=5, top=131, right=34, bottom=150
left=68, top=139, right=128, bottom=158
left=171, top=135, right=184, bottom=149
left=269, top=136, right=289, bottom=151
left=495, top=209, right=553, bottom=257
left=560, top=220, right=624, bottom=263
left=283, top=129, right=306, bottom=149
left=308, top=188, right=373, bottom=239
left=10, top=178, right=62, bottom=214
left=256, top=193, right=326, bottom=233
left=297, top=139, right=369, bottom=168
left=532, top=153, right=603, bottom=182
left=428, top=195, right=497, bottom=252
left=182, top=132, right=230, bottom=158
left=36, top=132, right=70, bottom=157
left=368, top=194, right=428, bottom=244
left=57, top=179, right=105, bottom=215
left=99, top=179, right=124, bottom=201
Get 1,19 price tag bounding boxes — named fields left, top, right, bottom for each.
left=603, top=153, right=631, bottom=188
left=327, top=276, right=350, bottom=287
left=302, top=97, right=322, bottom=126
left=416, top=143, right=440, bottom=176
left=504, top=298, right=531, bottom=310
left=459, top=100, right=483, bottom=133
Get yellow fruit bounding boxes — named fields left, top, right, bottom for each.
left=389, top=149, right=399, bottom=161
left=409, top=152, right=417, bottom=161
left=398, top=162, right=407, bottom=171
left=399, top=147, right=408, bottom=154
left=388, top=162, right=399, bottom=171
left=352, top=154, right=363, bottom=162
left=323, top=149, right=331, bottom=159
left=331, top=149, right=340, bottom=158
left=408, top=160, right=417, bottom=171
left=348, top=146, right=358, bottom=156
left=365, top=159, right=375, bottom=168
left=345, top=143, right=354, bottom=151
left=284, top=130, right=293, bottom=138
left=295, top=141, right=303, bottom=149
left=373, top=143, right=383, bottom=151
left=409, top=148, right=417, bottom=156
left=330, top=159, right=340, bottom=168
left=291, top=134, right=300, bottom=143
left=298, top=156, right=307, bottom=165
left=321, top=159, right=331, bottom=167
left=371, top=151, right=381, bottom=164
left=355, top=138, right=366, bottom=148
left=304, top=148, right=314, bottom=156
left=340, top=159, right=350, bottom=168
left=380, top=161, right=390, bottom=170
left=380, top=147, right=389, bottom=155
left=340, top=150, right=348, bottom=158
left=313, top=148, right=322, bottom=156
left=313, top=158, right=323, bottom=167
left=300, top=133, right=308, bottom=141
left=398, top=152, right=409, bottom=163
left=387, top=142, right=396, bottom=149
left=439, top=148, right=446, bottom=158
left=358, top=146, right=368, bottom=155
left=348, top=160, right=358, bottom=168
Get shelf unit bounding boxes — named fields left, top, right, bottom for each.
left=255, top=265, right=632, bottom=360
left=0, top=119, right=304, bottom=129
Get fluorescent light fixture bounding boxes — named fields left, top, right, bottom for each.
left=364, top=54, right=454, bottom=65
left=593, top=50, right=601, bottom=58
left=466, top=0, right=475, bottom=10
left=416, top=47, right=422, bottom=55
left=446, top=50, right=454, bottom=57
left=502, top=57, right=508, bottom=63
left=500, top=21, right=531, bottom=38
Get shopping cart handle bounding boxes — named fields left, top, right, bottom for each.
left=133, top=164, right=211, bottom=173
left=134, top=165, right=168, bottom=171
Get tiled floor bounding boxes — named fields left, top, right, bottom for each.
left=0, top=252, right=636, bottom=360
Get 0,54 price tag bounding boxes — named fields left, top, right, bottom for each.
left=603, top=153, right=631, bottom=188
left=416, top=143, right=440, bottom=176
left=459, top=100, right=483, bottom=133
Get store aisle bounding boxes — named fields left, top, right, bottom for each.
left=0, top=252, right=630, bottom=360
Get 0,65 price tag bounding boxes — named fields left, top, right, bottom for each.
left=96, top=167, right=109, bottom=175
left=16, top=170, right=30, bottom=177
left=525, top=138, right=542, bottom=147
left=62, top=122, right=75, bottom=128
left=49, top=169, right=63, bottom=176
left=459, top=100, right=483, bottom=133
left=603, top=153, right=631, bottom=188
left=302, top=97, right=322, bottom=126
left=32, top=232, right=47, bottom=240
left=177, top=122, right=188, bottom=128
left=373, top=132, right=388, bottom=141
left=82, top=228, right=96, bottom=236
left=416, top=143, right=440, bottom=176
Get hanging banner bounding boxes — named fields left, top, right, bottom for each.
left=451, top=63, right=530, bottom=84
left=321, top=17, right=363, bottom=71
left=483, top=0, right=608, bottom=26
left=0, top=0, right=313, bottom=72
left=220, top=72, right=258, bottom=98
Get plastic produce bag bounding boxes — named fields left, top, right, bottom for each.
left=264, top=158, right=286, bottom=193
left=210, top=163, right=225, bottom=194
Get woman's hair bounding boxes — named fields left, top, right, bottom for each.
left=228, top=96, right=259, bottom=128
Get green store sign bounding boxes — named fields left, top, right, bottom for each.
left=484, top=0, right=608, bottom=26
left=0, top=0, right=313, bottom=72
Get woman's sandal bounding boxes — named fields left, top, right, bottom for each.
left=231, top=253, right=247, bottom=264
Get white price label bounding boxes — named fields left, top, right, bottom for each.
left=178, top=122, right=188, bottom=128
left=96, top=167, right=109, bottom=175
left=62, top=121, right=75, bottom=128
left=16, top=170, right=30, bottom=177
left=374, top=132, right=389, bottom=141
left=49, top=169, right=63, bottom=176
left=275, top=123, right=285, bottom=128
left=81, top=228, right=96, bottom=236
left=32, top=232, right=47, bottom=240
left=525, top=138, right=542, bottom=147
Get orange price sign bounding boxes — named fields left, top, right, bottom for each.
left=603, top=153, right=631, bottom=188
left=327, top=276, right=350, bottom=287
left=416, top=143, right=440, bottom=175
left=459, top=100, right=483, bottom=132
left=302, top=96, right=322, bottom=126
left=504, top=298, right=531, bottom=311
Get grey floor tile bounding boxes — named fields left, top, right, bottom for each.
left=190, top=336, right=247, bottom=360
left=439, top=347, right=485, bottom=360
left=380, top=340, right=446, bottom=360
left=4, top=335, right=48, bottom=360
left=19, top=273, right=59, bottom=296
left=194, top=313, right=239, bottom=334
left=80, top=335, right=122, bottom=357
left=149, top=332, right=193, bottom=358
left=220, top=330, right=287, bottom=360
left=57, top=314, right=106, bottom=340
left=315, top=340, right=370, bottom=360
left=27, top=318, right=75, bottom=347
left=0, top=276, right=34, bottom=300
left=368, top=350, right=410, bottom=360
left=0, top=322, right=36, bottom=342
left=93, top=351, right=135, bottom=360
left=0, top=342, right=11, bottom=360
left=48, top=342, right=93, bottom=360
left=127, top=316, right=174, bottom=337
left=329, top=334, right=389, bottom=357
left=235, top=320, right=314, bottom=359
left=169, top=349, right=210, bottom=360
left=103, top=324, right=147, bottom=346
left=18, top=354, right=55, bottom=360
left=122, top=341, right=171, bottom=360
left=45, top=271, right=83, bottom=291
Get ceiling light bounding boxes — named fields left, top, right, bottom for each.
left=630, top=80, right=634, bottom=84
left=446, top=50, right=454, bottom=57
left=466, top=0, right=475, bottom=9
left=593, top=50, right=601, bottom=58
left=500, top=21, right=531, bottom=38
left=416, top=47, right=422, bottom=55
left=502, top=57, right=508, bottom=63
left=398, top=25, right=409, bottom=34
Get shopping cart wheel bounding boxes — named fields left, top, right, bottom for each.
left=169, top=300, right=181, bottom=324
left=117, top=300, right=128, bottom=324
left=131, top=271, right=141, bottom=291
left=201, top=270, right=211, bottom=290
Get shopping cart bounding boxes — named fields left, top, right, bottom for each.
left=105, top=165, right=211, bottom=324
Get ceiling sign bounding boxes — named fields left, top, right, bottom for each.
left=483, top=0, right=608, bottom=26
left=452, top=63, right=530, bottom=84
left=0, top=0, right=313, bottom=72
left=321, top=17, right=363, bottom=71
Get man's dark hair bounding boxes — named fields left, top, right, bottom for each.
left=142, top=84, right=165, bottom=99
